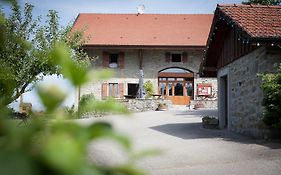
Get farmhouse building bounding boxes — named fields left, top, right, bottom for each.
left=201, top=4, right=281, bottom=138
left=72, top=13, right=217, bottom=107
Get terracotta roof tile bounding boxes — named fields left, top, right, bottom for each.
left=72, top=14, right=213, bottom=47
left=218, top=4, right=281, bottom=39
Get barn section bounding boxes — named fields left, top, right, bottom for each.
left=201, top=4, right=281, bottom=138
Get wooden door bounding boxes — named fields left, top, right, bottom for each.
left=159, top=77, right=193, bottom=105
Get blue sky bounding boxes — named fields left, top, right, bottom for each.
left=7, top=0, right=244, bottom=26
left=3, top=0, right=244, bottom=111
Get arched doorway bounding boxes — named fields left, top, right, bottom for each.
left=158, top=67, right=194, bottom=105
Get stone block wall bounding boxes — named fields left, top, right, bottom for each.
left=218, top=46, right=281, bottom=138
left=76, top=49, right=217, bottom=108
left=194, top=77, right=218, bottom=101
left=190, top=100, right=217, bottom=109
left=122, top=99, right=172, bottom=112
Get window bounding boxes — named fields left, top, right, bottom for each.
left=171, top=54, right=181, bottom=62
left=128, top=83, right=139, bottom=96
left=109, top=83, right=118, bottom=97
left=109, top=54, right=118, bottom=63
left=102, top=83, right=124, bottom=99
left=103, top=52, right=124, bottom=69
left=109, top=54, right=118, bottom=68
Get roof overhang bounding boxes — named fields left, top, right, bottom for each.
left=82, top=44, right=206, bottom=50
left=200, top=5, right=281, bottom=77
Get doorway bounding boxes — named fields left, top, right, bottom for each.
left=219, top=75, right=228, bottom=128
left=158, top=68, right=194, bottom=105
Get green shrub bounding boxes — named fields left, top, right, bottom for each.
left=79, top=93, right=95, bottom=106
left=0, top=2, right=155, bottom=174
left=144, top=80, right=154, bottom=98
left=260, top=64, right=281, bottom=129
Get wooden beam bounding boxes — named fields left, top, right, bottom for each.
left=158, top=72, right=194, bottom=78
left=203, top=66, right=217, bottom=72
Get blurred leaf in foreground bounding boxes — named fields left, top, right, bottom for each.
left=37, top=85, right=66, bottom=113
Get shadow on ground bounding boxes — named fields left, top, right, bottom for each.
left=174, top=109, right=218, bottom=117
left=150, top=122, right=281, bottom=149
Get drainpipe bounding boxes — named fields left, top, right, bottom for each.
left=139, top=49, right=143, bottom=69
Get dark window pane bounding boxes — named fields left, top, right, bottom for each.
left=174, top=83, right=183, bottom=96
left=168, top=83, right=172, bottom=96
left=159, top=83, right=166, bottom=96
left=128, top=83, right=139, bottom=96
left=109, top=54, right=118, bottom=63
left=186, top=82, right=193, bottom=96
left=171, top=54, right=181, bottom=62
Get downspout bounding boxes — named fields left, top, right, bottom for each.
left=139, top=49, right=143, bottom=69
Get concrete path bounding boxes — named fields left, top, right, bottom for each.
left=80, top=109, right=281, bottom=175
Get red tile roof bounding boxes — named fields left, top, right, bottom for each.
left=218, top=4, right=281, bottom=39
left=72, top=14, right=213, bottom=47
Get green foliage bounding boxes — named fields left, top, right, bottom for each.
left=79, top=93, right=96, bottom=107
left=260, top=64, right=281, bottom=129
left=0, top=2, right=91, bottom=107
left=0, top=40, right=145, bottom=175
left=242, top=0, right=281, bottom=5
left=37, top=84, right=66, bottom=113
left=0, top=106, right=15, bottom=119
left=0, top=2, right=149, bottom=175
left=143, top=80, right=154, bottom=98
left=63, top=105, right=75, bottom=116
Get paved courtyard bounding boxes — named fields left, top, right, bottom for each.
left=80, top=108, right=281, bottom=175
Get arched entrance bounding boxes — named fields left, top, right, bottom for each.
left=158, top=67, right=194, bottom=105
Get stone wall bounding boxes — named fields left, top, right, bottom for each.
left=218, top=46, right=281, bottom=138
left=194, top=77, right=218, bottom=101
left=121, top=99, right=172, bottom=112
left=190, top=100, right=217, bottom=109
left=77, top=49, right=217, bottom=108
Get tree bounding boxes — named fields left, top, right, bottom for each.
left=0, top=1, right=90, bottom=108
left=0, top=42, right=146, bottom=175
left=242, top=0, right=281, bottom=5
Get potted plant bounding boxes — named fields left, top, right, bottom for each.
left=202, top=115, right=219, bottom=129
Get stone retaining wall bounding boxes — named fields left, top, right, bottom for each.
left=191, top=100, right=217, bottom=109
left=121, top=99, right=172, bottom=112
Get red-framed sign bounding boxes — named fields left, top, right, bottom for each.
left=197, top=83, right=212, bottom=96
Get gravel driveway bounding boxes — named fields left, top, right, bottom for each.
left=80, top=109, right=281, bottom=175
